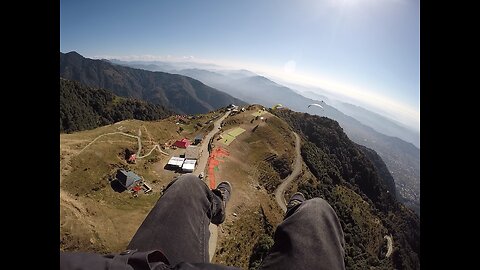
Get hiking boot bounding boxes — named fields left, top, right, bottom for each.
left=216, top=181, right=232, bottom=205
left=211, top=181, right=232, bottom=225
left=286, top=192, right=305, bottom=214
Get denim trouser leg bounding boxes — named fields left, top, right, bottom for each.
left=127, top=174, right=224, bottom=265
left=260, top=198, right=346, bottom=270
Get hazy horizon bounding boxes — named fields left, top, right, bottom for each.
left=61, top=0, right=419, bottom=132
left=81, top=54, right=419, bottom=133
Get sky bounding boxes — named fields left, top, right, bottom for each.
left=60, top=0, right=420, bottom=131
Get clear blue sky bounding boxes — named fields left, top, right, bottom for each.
left=61, top=0, right=419, bottom=130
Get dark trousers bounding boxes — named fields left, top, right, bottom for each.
left=127, top=174, right=225, bottom=265
left=60, top=174, right=345, bottom=270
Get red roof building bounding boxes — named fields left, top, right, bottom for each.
left=174, top=139, right=191, bottom=148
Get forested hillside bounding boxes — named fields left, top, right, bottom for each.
left=274, top=109, right=420, bottom=269
left=60, top=78, right=173, bottom=133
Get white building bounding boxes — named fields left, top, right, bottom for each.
left=167, top=157, right=185, bottom=168
left=182, top=159, right=197, bottom=172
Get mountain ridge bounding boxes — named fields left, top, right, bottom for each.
left=60, top=51, right=247, bottom=115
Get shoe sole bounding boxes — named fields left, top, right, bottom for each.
left=290, top=192, right=305, bottom=201
left=218, top=181, right=232, bottom=193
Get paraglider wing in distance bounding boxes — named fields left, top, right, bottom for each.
left=308, top=103, right=324, bottom=109
left=272, top=103, right=283, bottom=110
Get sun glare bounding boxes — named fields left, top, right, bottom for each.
left=327, top=0, right=366, bottom=8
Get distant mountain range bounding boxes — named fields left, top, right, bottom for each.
left=114, top=62, right=418, bottom=146
left=60, top=78, right=173, bottom=133
left=60, top=52, right=246, bottom=115
left=177, top=69, right=311, bottom=109
left=313, top=97, right=420, bottom=148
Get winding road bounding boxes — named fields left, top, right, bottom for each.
left=272, top=131, right=395, bottom=260
left=275, top=132, right=302, bottom=212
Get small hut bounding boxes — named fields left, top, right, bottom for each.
left=115, top=169, right=142, bottom=190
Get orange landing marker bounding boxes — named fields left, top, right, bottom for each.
left=207, top=147, right=230, bottom=189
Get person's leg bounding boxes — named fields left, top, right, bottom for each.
left=260, top=196, right=346, bottom=270
left=127, top=174, right=227, bottom=265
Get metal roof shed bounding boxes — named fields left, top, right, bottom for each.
left=182, top=159, right=196, bottom=172
left=116, top=169, right=142, bottom=189
left=167, top=157, right=185, bottom=167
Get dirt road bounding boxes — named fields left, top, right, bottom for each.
left=275, top=132, right=302, bottom=212
left=190, top=111, right=230, bottom=261
left=77, top=130, right=168, bottom=159
left=385, top=235, right=393, bottom=258
left=194, top=111, right=231, bottom=176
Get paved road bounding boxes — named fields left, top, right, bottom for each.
left=274, top=132, right=302, bottom=212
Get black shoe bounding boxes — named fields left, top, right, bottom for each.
left=216, top=181, right=232, bottom=205
left=211, top=181, right=232, bottom=225
left=286, top=192, right=305, bottom=214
